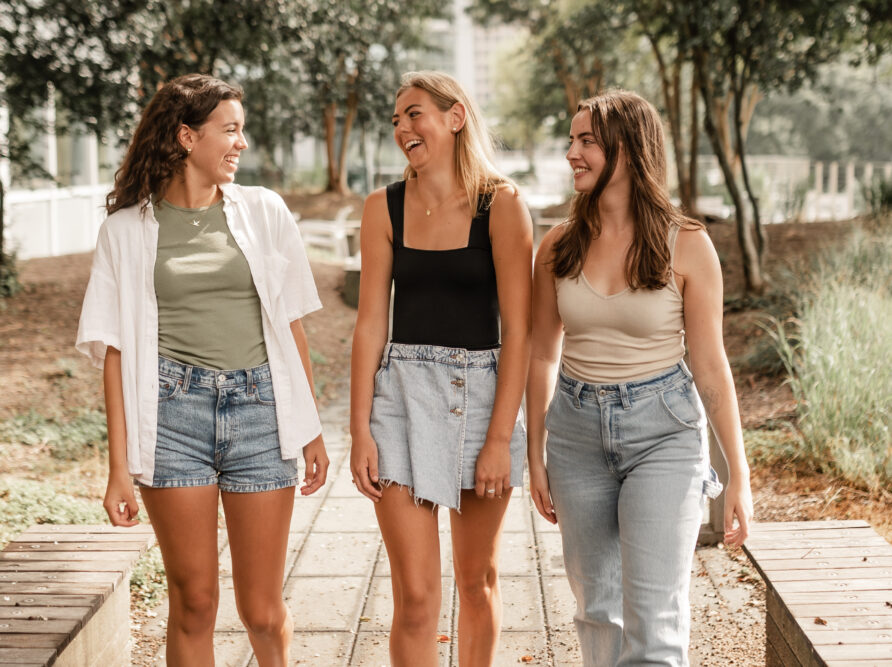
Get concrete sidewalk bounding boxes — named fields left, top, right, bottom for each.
left=146, top=396, right=763, bottom=666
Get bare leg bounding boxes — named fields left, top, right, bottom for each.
left=141, top=485, right=221, bottom=667
left=221, top=487, right=295, bottom=667
left=450, top=488, right=513, bottom=666
left=375, top=485, right=442, bottom=667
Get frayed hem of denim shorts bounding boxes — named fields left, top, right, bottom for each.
left=379, top=478, right=444, bottom=513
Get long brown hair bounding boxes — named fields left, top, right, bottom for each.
left=551, top=90, right=702, bottom=289
left=106, top=74, right=243, bottom=215
left=397, top=71, right=509, bottom=213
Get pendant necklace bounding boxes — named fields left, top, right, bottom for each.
left=189, top=207, right=209, bottom=227
left=421, top=190, right=460, bottom=217
left=188, top=199, right=218, bottom=227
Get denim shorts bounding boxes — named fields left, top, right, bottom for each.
left=145, top=356, right=299, bottom=492
left=369, top=343, right=526, bottom=510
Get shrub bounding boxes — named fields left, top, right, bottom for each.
left=769, top=228, right=892, bottom=490
left=0, top=478, right=107, bottom=548
left=0, top=410, right=107, bottom=460
left=863, top=176, right=892, bottom=218
left=0, top=250, right=22, bottom=299
left=130, top=545, right=167, bottom=611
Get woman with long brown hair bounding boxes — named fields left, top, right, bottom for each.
left=526, top=90, right=752, bottom=666
left=77, top=73, right=329, bottom=665
left=350, top=70, right=532, bottom=665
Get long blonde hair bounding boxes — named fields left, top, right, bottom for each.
left=551, top=90, right=702, bottom=289
left=397, top=71, right=508, bottom=213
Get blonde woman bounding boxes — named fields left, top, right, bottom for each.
left=527, top=91, right=752, bottom=666
left=350, top=71, right=533, bottom=666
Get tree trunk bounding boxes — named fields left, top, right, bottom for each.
left=551, top=45, right=581, bottom=115
left=713, top=92, right=737, bottom=178
left=688, top=66, right=699, bottom=215
left=649, top=36, right=691, bottom=212
left=336, top=91, right=359, bottom=195
left=0, top=179, right=5, bottom=260
left=696, top=56, right=765, bottom=294
left=323, top=102, right=341, bottom=193
left=733, top=84, right=767, bottom=266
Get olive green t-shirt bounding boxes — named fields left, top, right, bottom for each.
left=154, top=198, right=268, bottom=370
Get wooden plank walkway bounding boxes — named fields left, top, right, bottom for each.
left=743, top=520, right=892, bottom=667
left=0, top=524, right=155, bottom=666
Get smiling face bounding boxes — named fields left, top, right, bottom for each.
left=566, top=110, right=607, bottom=193
left=392, top=87, right=458, bottom=171
left=182, top=99, right=248, bottom=186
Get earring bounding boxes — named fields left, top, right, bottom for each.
left=186, top=147, right=192, bottom=155
left=452, top=127, right=457, bottom=132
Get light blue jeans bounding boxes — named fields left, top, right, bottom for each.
left=545, top=362, right=721, bottom=667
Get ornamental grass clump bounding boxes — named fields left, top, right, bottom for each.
left=770, top=227, right=892, bottom=490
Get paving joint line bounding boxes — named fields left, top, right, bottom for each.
left=344, top=539, right=385, bottom=665
left=527, top=489, right=557, bottom=666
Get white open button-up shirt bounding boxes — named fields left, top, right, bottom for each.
left=76, top=183, right=323, bottom=486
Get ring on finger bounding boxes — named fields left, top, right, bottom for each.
left=486, top=488, right=496, bottom=495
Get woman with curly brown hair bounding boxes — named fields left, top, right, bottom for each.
left=77, top=73, right=329, bottom=665
left=526, top=90, right=753, bottom=666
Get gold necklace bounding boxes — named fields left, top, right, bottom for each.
left=420, top=189, right=460, bottom=216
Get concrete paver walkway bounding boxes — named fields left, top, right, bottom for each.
left=146, top=396, right=762, bottom=666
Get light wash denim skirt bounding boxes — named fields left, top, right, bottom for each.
left=369, top=342, right=526, bottom=510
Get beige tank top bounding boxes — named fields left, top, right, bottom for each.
left=556, top=225, right=685, bottom=383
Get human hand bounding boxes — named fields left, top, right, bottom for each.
left=301, top=435, right=329, bottom=496
left=474, top=439, right=511, bottom=499
left=723, top=475, right=754, bottom=547
left=103, top=470, right=140, bottom=527
left=529, top=460, right=557, bottom=523
left=350, top=432, right=382, bottom=502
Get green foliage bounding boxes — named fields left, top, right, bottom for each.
left=747, top=59, right=892, bottom=163
left=735, top=334, right=787, bottom=378
left=0, top=410, right=107, bottom=461
left=0, top=250, right=22, bottom=299
left=726, top=289, right=796, bottom=377
left=130, top=545, right=167, bottom=611
left=744, top=425, right=804, bottom=467
left=863, top=176, right=892, bottom=219
left=768, top=228, right=892, bottom=490
left=471, top=0, right=630, bottom=130
left=0, top=478, right=107, bottom=548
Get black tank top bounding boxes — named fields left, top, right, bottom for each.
left=387, top=180, right=500, bottom=350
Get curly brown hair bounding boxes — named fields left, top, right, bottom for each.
left=551, top=90, right=702, bottom=290
left=106, top=74, right=243, bottom=215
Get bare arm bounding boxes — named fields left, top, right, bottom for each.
left=473, top=187, right=534, bottom=498
left=102, top=347, right=139, bottom=526
left=676, top=228, right=753, bottom=545
left=290, top=318, right=329, bottom=495
left=526, top=226, right=565, bottom=522
left=349, top=189, right=393, bottom=501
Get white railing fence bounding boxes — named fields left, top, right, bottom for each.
left=4, top=184, right=109, bottom=259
